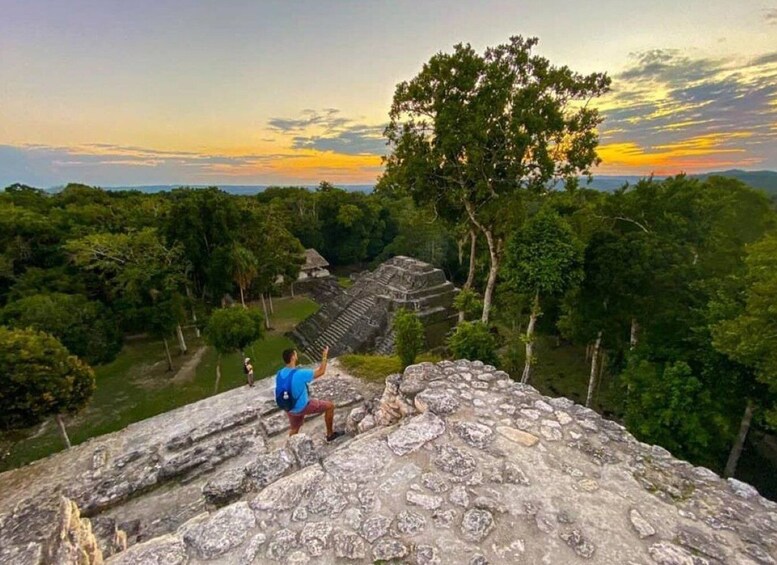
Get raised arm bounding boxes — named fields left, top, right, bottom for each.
left=313, top=346, right=329, bottom=379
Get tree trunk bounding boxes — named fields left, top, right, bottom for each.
left=176, top=324, right=187, bottom=355
left=163, top=337, right=173, bottom=371
left=268, top=293, right=274, bottom=314
left=586, top=331, right=603, bottom=408
left=465, top=230, right=477, bottom=289
left=630, top=317, right=639, bottom=349
left=239, top=285, right=246, bottom=308
left=521, top=290, right=540, bottom=384
left=290, top=282, right=295, bottom=298
left=186, top=286, right=201, bottom=337
left=55, top=414, right=72, bottom=449
left=260, top=294, right=270, bottom=329
left=214, top=353, right=222, bottom=394
left=724, top=398, right=755, bottom=478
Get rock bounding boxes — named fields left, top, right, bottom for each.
left=421, top=472, right=450, bottom=493
left=261, top=411, right=292, bottom=436
left=49, top=497, right=103, bottom=565
left=474, top=494, right=506, bottom=514
left=648, top=541, right=709, bottom=565
left=372, top=538, right=409, bottom=561
left=361, top=515, right=390, bottom=543
left=395, top=510, right=427, bottom=535
left=416, top=544, right=442, bottom=565
left=332, top=528, right=368, bottom=560
left=432, top=508, right=457, bottom=528
left=107, top=534, right=186, bottom=565
left=286, top=550, right=310, bottom=564
left=555, top=411, right=573, bottom=425
left=323, top=437, right=394, bottom=483
left=202, top=467, right=252, bottom=507
left=1, top=543, right=44, bottom=565
left=504, top=461, right=530, bottom=485
left=387, top=411, right=446, bottom=456
left=302, top=474, right=348, bottom=517
left=675, top=527, right=728, bottom=562
left=299, top=522, right=332, bottom=557
left=434, top=445, right=477, bottom=477
left=560, top=528, right=596, bottom=559
left=287, top=434, right=320, bottom=467
left=629, top=508, right=656, bottom=539
left=252, top=465, right=325, bottom=513
left=414, top=387, right=461, bottom=415
left=180, top=501, right=255, bottom=559
left=266, top=529, right=298, bottom=561
left=540, top=422, right=563, bottom=441
left=245, top=448, right=295, bottom=488
left=496, top=426, right=539, bottom=447
left=453, top=421, right=495, bottom=449
left=450, top=485, right=470, bottom=508
left=407, top=490, right=444, bottom=510
left=461, top=508, right=495, bottom=542
left=728, top=478, right=760, bottom=499
left=239, top=533, right=267, bottom=565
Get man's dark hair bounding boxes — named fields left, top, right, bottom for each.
left=282, top=348, right=296, bottom=364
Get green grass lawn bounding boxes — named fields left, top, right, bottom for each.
left=0, top=296, right=319, bottom=471
left=339, top=353, right=443, bottom=382
left=337, top=276, right=354, bottom=289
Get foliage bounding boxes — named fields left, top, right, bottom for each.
left=380, top=35, right=610, bottom=321
left=393, top=308, right=425, bottom=369
left=204, top=307, right=264, bottom=355
left=1, top=293, right=122, bottom=364
left=0, top=327, right=95, bottom=429
left=623, top=358, right=715, bottom=460
left=339, top=353, right=443, bottom=383
left=453, top=288, right=483, bottom=321
left=447, top=322, right=499, bottom=366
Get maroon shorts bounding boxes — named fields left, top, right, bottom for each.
left=287, top=399, right=331, bottom=430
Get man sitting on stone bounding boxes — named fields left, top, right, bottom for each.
left=278, top=346, right=343, bottom=442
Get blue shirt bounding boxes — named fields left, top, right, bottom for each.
left=278, top=367, right=314, bottom=413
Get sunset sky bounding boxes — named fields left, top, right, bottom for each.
left=1, top=0, right=776, bottom=187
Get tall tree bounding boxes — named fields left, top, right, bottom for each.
left=230, top=244, right=258, bottom=309
left=711, top=232, right=777, bottom=477
left=503, top=208, right=583, bottom=383
left=381, top=36, right=610, bottom=322
left=0, top=327, right=95, bottom=448
left=204, top=307, right=264, bottom=393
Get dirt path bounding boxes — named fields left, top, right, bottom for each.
left=171, top=346, right=207, bottom=384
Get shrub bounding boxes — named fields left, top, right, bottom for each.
left=447, top=321, right=499, bottom=366
left=453, top=288, right=483, bottom=321
left=393, top=308, right=425, bottom=369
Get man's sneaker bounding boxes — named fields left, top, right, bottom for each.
left=326, top=431, right=345, bottom=443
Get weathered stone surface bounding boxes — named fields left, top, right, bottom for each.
left=395, top=509, right=427, bottom=535
left=496, top=426, right=539, bottom=447
left=415, top=387, right=461, bottom=415
left=332, top=528, right=368, bottom=560
left=287, top=433, right=320, bottom=467
left=299, top=522, right=332, bottom=557
left=266, top=528, right=298, bottom=561
left=245, top=448, right=295, bottom=488
left=202, top=467, right=252, bottom=507
left=461, top=508, right=495, bottom=542
left=434, top=445, right=477, bottom=477
left=407, top=490, right=444, bottom=510
left=372, top=538, right=409, bottom=561
left=453, top=421, right=495, bottom=449
left=106, top=534, right=186, bottom=565
left=180, top=501, right=255, bottom=559
left=323, top=437, right=393, bottom=482
left=387, top=411, right=446, bottom=456
left=361, top=515, right=390, bottom=543
left=648, top=541, right=709, bottom=564
left=629, top=508, right=656, bottom=538
left=560, top=528, right=596, bottom=559
left=4, top=359, right=777, bottom=565
left=49, top=497, right=103, bottom=565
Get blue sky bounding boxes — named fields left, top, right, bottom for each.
left=1, top=0, right=776, bottom=186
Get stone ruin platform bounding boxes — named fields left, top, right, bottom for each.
left=290, top=256, right=458, bottom=361
left=3, top=360, right=776, bottom=564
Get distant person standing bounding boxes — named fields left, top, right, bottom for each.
left=275, top=346, right=343, bottom=442
left=244, top=357, right=254, bottom=387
